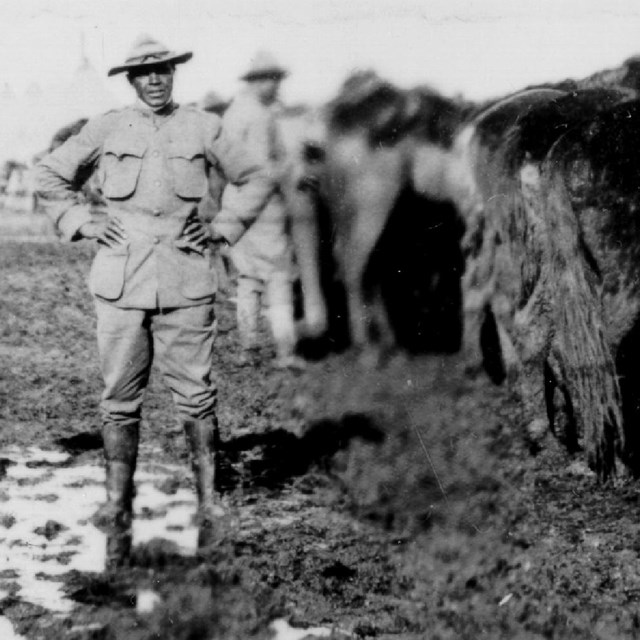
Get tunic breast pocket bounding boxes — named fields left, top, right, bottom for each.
left=168, top=141, right=207, bottom=199
left=101, top=137, right=148, bottom=199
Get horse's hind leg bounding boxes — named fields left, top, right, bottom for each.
left=368, top=285, right=396, bottom=354
left=342, top=157, right=405, bottom=351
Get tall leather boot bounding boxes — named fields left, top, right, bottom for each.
left=183, top=417, right=224, bottom=552
left=101, top=423, right=139, bottom=570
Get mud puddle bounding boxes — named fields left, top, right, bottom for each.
left=0, top=446, right=199, bottom=613
left=0, top=445, right=338, bottom=639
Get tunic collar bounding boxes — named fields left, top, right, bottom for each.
left=134, top=99, right=178, bottom=121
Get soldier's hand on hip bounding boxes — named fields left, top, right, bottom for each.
left=180, top=218, right=214, bottom=254
left=79, top=217, right=128, bottom=248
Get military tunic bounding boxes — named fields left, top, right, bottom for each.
left=36, top=102, right=272, bottom=309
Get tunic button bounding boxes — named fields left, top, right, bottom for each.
left=152, top=208, right=162, bottom=216
left=152, top=150, right=160, bottom=157
left=153, top=237, right=160, bottom=244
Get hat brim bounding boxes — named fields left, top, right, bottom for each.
left=108, top=51, right=193, bottom=77
left=241, top=69, right=289, bottom=81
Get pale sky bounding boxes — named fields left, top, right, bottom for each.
left=2, top=0, right=640, bottom=161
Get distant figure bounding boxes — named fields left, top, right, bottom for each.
left=35, top=35, right=273, bottom=568
left=2, top=161, right=35, bottom=213
left=222, top=51, right=303, bottom=369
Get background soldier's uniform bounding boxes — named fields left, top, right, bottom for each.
left=36, top=101, right=271, bottom=562
left=222, top=88, right=298, bottom=364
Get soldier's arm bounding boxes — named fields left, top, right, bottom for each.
left=207, top=118, right=275, bottom=245
left=34, top=115, right=109, bottom=241
left=240, top=112, right=275, bottom=167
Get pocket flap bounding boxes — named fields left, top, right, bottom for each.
left=168, top=141, right=207, bottom=199
left=168, top=139, right=204, bottom=160
left=103, top=135, right=148, bottom=159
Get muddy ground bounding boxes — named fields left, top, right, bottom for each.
left=2, top=239, right=640, bottom=639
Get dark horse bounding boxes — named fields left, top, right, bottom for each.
left=458, top=85, right=640, bottom=479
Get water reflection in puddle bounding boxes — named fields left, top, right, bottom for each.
left=0, top=447, right=335, bottom=637
left=270, top=619, right=334, bottom=639
left=0, top=446, right=198, bottom=614
left=0, top=614, right=26, bottom=639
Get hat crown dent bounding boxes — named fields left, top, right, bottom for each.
left=243, top=50, right=288, bottom=79
left=131, top=33, right=158, bottom=48
left=126, top=35, right=171, bottom=63
left=251, top=50, right=280, bottom=67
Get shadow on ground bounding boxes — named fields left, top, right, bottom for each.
left=218, top=414, right=384, bottom=491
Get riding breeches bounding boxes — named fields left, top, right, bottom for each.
left=95, top=299, right=218, bottom=428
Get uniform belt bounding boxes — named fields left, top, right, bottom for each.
left=107, top=203, right=198, bottom=242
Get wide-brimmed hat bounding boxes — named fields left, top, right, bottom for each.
left=108, top=35, right=192, bottom=77
left=240, top=50, right=289, bottom=81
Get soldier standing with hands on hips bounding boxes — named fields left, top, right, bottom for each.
left=35, top=35, right=274, bottom=568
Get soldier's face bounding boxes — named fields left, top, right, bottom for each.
left=253, top=78, right=282, bottom=105
left=128, top=62, right=174, bottom=109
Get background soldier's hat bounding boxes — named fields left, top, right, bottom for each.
left=240, top=50, right=289, bottom=81
left=108, top=35, right=193, bottom=77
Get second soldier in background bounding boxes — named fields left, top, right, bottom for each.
left=223, top=51, right=304, bottom=370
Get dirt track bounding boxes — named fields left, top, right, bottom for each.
left=2, top=239, right=640, bottom=639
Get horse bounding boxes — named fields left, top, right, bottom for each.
left=321, top=70, right=470, bottom=356
left=456, top=85, right=639, bottom=479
